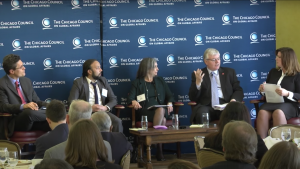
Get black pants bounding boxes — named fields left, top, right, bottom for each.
left=14, top=109, right=50, bottom=131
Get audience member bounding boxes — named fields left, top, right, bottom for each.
left=204, top=102, right=267, bottom=167
left=34, top=100, right=68, bottom=159
left=65, top=119, right=122, bottom=169
left=258, top=141, right=300, bottom=169
left=203, top=121, right=257, bottom=169
left=34, top=159, right=73, bottom=169
left=168, top=159, right=200, bottom=169
left=43, top=100, right=112, bottom=161
left=91, top=111, right=133, bottom=164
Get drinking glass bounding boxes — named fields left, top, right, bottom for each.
left=0, top=147, right=7, bottom=168
left=7, top=151, right=18, bottom=167
left=172, top=114, right=179, bottom=129
left=281, top=128, right=291, bottom=141
left=294, top=131, right=300, bottom=147
left=141, top=116, right=148, bottom=129
left=202, top=113, right=209, bottom=127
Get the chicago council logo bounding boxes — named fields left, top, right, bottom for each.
left=109, top=17, right=118, bottom=29
left=167, top=54, right=176, bottom=66
left=12, top=39, right=22, bottom=51
left=250, top=70, right=259, bottom=82
left=250, top=108, right=256, bottom=119
left=137, top=0, right=146, bottom=8
left=194, top=34, right=204, bottom=46
left=250, top=32, right=259, bottom=44
left=45, top=98, right=52, bottom=103
left=194, top=0, right=203, bottom=7
left=222, top=14, right=231, bottom=25
left=250, top=0, right=259, bottom=5
left=44, top=58, right=53, bottom=70
left=11, top=0, right=21, bottom=10
left=73, top=37, right=82, bottom=49
left=222, top=52, right=231, bottom=64
left=109, top=56, right=119, bottom=68
left=166, top=15, right=175, bottom=27
left=138, top=36, right=147, bottom=48
left=71, top=0, right=81, bottom=9
left=42, top=18, right=52, bottom=30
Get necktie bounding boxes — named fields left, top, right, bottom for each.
left=210, top=72, right=219, bottom=107
left=91, top=81, right=99, bottom=104
left=15, top=81, right=26, bottom=104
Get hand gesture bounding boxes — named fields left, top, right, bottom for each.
left=194, top=68, right=205, bottom=86
left=258, top=82, right=266, bottom=92
left=24, top=102, right=39, bottom=110
left=132, top=100, right=142, bottom=110
left=167, top=106, right=173, bottom=115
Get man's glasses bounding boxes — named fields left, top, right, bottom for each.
left=206, top=58, right=220, bottom=62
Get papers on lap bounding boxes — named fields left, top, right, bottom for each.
left=213, top=103, right=228, bottom=111
left=264, top=83, right=284, bottom=103
left=147, top=105, right=171, bottom=110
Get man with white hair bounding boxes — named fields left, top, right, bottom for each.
left=43, top=100, right=112, bottom=161
left=189, top=48, right=244, bottom=124
left=91, top=111, right=132, bottom=164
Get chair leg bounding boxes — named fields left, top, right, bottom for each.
left=176, top=142, right=181, bottom=158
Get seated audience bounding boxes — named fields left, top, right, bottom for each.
left=91, top=111, right=133, bottom=164
left=34, top=159, right=73, bottom=169
left=168, top=159, right=200, bottom=169
left=203, top=121, right=257, bottom=169
left=65, top=119, right=122, bottom=169
left=43, top=100, right=112, bottom=161
left=204, top=102, right=267, bottom=167
left=34, top=100, right=68, bottom=159
left=258, top=141, right=300, bottom=169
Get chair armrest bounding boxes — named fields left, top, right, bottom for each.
left=173, top=102, right=183, bottom=115
left=188, top=101, right=197, bottom=106
left=0, top=113, right=12, bottom=117
left=114, top=105, right=125, bottom=118
left=174, top=102, right=184, bottom=107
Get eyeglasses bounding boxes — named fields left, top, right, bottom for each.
left=206, top=58, right=220, bottom=62
left=15, top=65, right=25, bottom=69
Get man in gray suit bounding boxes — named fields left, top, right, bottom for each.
left=0, top=54, right=48, bottom=133
left=43, top=100, right=112, bottom=161
left=68, top=59, right=123, bottom=132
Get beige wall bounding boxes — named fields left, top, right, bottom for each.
left=276, top=1, right=300, bottom=59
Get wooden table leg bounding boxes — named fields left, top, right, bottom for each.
left=137, top=143, right=143, bottom=168
left=146, top=144, right=152, bottom=169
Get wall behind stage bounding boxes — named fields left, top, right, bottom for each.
left=0, top=0, right=275, bottom=153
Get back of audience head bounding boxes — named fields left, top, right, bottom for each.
left=258, top=141, right=300, bottom=169
left=168, top=159, right=200, bottom=169
left=222, top=121, right=257, bottom=164
left=46, top=99, right=66, bottom=124
left=65, top=119, right=109, bottom=169
left=34, top=159, right=73, bottom=169
left=68, top=100, right=92, bottom=126
left=91, top=111, right=112, bottom=132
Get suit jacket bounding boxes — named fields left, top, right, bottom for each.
left=189, top=67, right=244, bottom=106
left=34, top=123, right=69, bottom=159
left=0, top=75, right=46, bottom=139
left=73, top=161, right=122, bottom=169
left=101, top=132, right=133, bottom=164
left=127, top=76, right=175, bottom=108
left=43, top=140, right=113, bottom=161
left=68, top=76, right=117, bottom=110
left=203, top=161, right=256, bottom=169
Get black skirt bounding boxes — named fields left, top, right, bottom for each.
left=259, top=102, right=298, bottom=120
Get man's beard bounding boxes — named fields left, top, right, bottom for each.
left=92, top=70, right=100, bottom=80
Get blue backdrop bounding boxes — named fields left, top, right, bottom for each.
left=0, top=0, right=276, bottom=153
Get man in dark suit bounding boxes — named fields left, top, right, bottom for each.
left=91, top=111, right=133, bottom=165
left=0, top=54, right=49, bottom=133
left=189, top=48, right=243, bottom=124
left=34, top=100, right=68, bottom=159
left=203, top=121, right=257, bottom=169
left=68, top=59, right=122, bottom=132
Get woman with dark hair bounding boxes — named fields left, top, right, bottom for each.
left=258, top=141, right=300, bottom=169
left=257, top=47, right=300, bottom=138
left=127, top=58, right=175, bottom=161
left=204, top=102, right=268, bottom=167
left=65, top=119, right=121, bottom=169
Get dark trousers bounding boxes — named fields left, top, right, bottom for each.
left=14, top=109, right=50, bottom=131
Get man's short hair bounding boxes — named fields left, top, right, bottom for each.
left=203, top=48, right=220, bottom=60
left=68, top=100, right=92, bottom=125
left=222, top=121, right=257, bottom=164
left=91, top=111, right=111, bottom=132
left=3, top=54, right=20, bottom=74
left=46, top=99, right=66, bottom=122
left=34, top=159, right=73, bottom=169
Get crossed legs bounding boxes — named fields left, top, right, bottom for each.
left=257, top=109, right=287, bottom=138
left=153, top=107, right=166, bottom=161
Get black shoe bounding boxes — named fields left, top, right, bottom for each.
left=156, top=158, right=166, bottom=161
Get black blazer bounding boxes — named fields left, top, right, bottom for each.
left=101, top=132, right=133, bottom=164
left=203, top=161, right=256, bottom=169
left=127, top=76, right=175, bottom=108
left=189, top=67, right=244, bottom=106
left=34, top=123, right=69, bottom=159
left=68, top=76, right=117, bottom=110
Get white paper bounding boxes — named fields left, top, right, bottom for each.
left=147, top=105, right=171, bottom=110
left=264, top=83, right=284, bottom=103
left=213, top=103, right=228, bottom=111
left=137, top=94, right=146, bottom=102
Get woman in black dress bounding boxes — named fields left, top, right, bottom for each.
left=257, top=47, right=300, bottom=138
left=127, top=58, right=175, bottom=161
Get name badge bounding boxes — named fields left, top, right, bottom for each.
left=137, top=94, right=146, bottom=102
left=102, top=89, right=108, bottom=97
